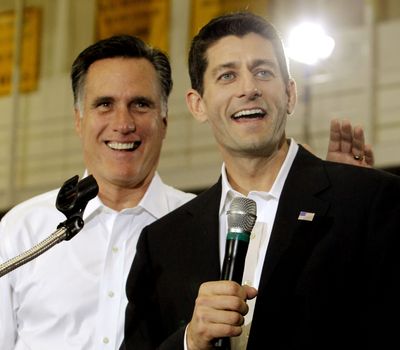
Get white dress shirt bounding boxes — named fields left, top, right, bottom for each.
left=0, top=172, right=195, bottom=350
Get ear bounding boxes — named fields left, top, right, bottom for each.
left=161, top=113, right=168, bottom=139
left=74, top=107, right=83, bottom=138
left=186, top=89, right=208, bottom=123
left=162, top=113, right=168, bottom=128
left=286, top=79, right=297, bottom=115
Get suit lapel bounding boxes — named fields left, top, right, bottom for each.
left=180, top=180, right=222, bottom=300
left=257, top=146, right=332, bottom=295
left=247, top=147, right=335, bottom=349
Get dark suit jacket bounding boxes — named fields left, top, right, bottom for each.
left=122, top=146, right=400, bottom=350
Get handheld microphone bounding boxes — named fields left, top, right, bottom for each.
left=220, top=197, right=257, bottom=282
left=215, top=197, right=257, bottom=348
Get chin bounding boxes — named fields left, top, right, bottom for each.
left=114, top=170, right=138, bottom=181
left=104, top=168, right=137, bottom=183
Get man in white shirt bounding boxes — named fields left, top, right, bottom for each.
left=0, top=35, right=195, bottom=350
left=122, top=12, right=400, bottom=350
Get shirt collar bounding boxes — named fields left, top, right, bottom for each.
left=81, top=171, right=168, bottom=220
left=219, top=138, right=299, bottom=215
left=135, top=172, right=171, bottom=219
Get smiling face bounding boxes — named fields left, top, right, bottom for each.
left=74, top=57, right=167, bottom=192
left=187, top=33, right=296, bottom=160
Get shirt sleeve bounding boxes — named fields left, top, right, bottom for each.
left=0, top=222, right=18, bottom=350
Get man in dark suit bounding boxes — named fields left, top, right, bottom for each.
left=122, top=12, right=400, bottom=350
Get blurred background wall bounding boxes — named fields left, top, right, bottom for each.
left=0, top=0, right=399, bottom=215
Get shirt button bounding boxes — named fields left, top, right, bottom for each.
left=103, top=337, right=109, bottom=344
left=112, top=246, right=119, bottom=253
left=108, top=291, right=115, bottom=298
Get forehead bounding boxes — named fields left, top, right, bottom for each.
left=205, top=33, right=279, bottom=71
left=84, top=57, right=160, bottom=93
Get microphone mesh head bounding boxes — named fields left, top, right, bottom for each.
left=227, top=197, right=257, bottom=232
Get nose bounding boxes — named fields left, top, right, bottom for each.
left=237, top=73, right=262, bottom=100
left=113, top=106, right=136, bottom=133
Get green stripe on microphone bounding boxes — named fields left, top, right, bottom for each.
left=226, top=231, right=250, bottom=243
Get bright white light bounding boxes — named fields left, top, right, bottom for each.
left=287, top=22, right=335, bottom=65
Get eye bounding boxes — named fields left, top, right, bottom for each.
left=255, top=69, right=274, bottom=80
left=218, top=72, right=235, bottom=82
left=130, top=98, right=153, bottom=113
left=95, top=101, right=112, bottom=112
left=135, top=101, right=150, bottom=108
left=92, top=97, right=113, bottom=108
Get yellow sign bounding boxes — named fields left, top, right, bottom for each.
left=96, top=0, right=170, bottom=53
left=190, top=0, right=269, bottom=38
left=0, top=7, right=41, bottom=96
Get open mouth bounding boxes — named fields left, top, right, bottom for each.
left=106, top=141, right=141, bottom=151
left=231, top=108, right=266, bottom=120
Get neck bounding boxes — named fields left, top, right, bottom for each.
left=96, top=177, right=153, bottom=212
left=223, top=139, right=289, bottom=195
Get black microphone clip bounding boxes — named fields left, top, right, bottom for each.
left=56, top=175, right=99, bottom=240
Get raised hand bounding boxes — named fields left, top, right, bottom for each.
left=326, top=119, right=374, bottom=168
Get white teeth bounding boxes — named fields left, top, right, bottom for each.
left=107, top=142, right=139, bottom=150
left=233, top=109, right=264, bottom=118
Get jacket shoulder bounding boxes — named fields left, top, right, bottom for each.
left=145, top=181, right=221, bottom=231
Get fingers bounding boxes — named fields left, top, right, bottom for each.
left=328, top=118, right=354, bottom=153
left=339, top=120, right=356, bottom=154
left=243, top=284, right=258, bottom=300
left=186, top=281, right=257, bottom=349
left=329, top=119, right=363, bottom=154
left=351, top=125, right=366, bottom=159
left=351, top=125, right=375, bottom=168
left=364, top=144, right=375, bottom=167
left=326, top=118, right=374, bottom=169
left=196, top=281, right=251, bottom=322
left=328, top=119, right=342, bottom=152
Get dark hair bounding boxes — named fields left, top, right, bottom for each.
left=71, top=35, right=172, bottom=110
left=188, top=12, right=290, bottom=95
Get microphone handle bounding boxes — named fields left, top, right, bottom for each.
left=220, top=230, right=250, bottom=282
left=215, top=231, right=250, bottom=348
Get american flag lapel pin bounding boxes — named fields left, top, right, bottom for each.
left=298, top=211, right=315, bottom=222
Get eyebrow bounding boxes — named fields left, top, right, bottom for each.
left=249, top=59, right=279, bottom=71
left=130, top=96, right=156, bottom=108
left=90, top=95, right=156, bottom=108
left=91, top=96, right=113, bottom=108
left=211, top=58, right=279, bottom=77
left=211, top=62, right=238, bottom=77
